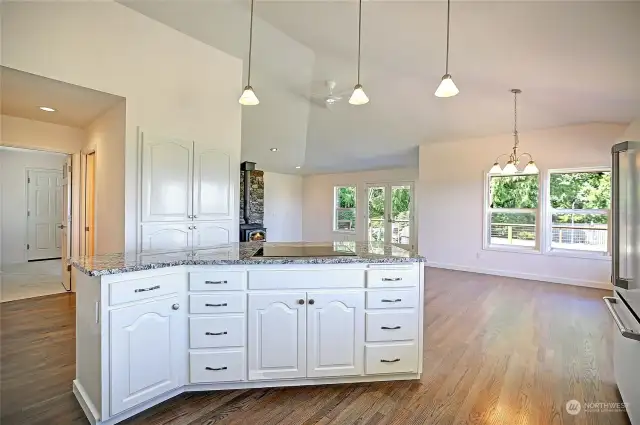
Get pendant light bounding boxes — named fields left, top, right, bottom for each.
left=349, top=0, right=369, bottom=105
left=239, top=0, right=259, bottom=106
left=489, top=89, right=538, bottom=175
left=434, top=0, right=459, bottom=98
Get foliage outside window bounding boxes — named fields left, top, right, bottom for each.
left=334, top=186, right=356, bottom=231
left=549, top=170, right=610, bottom=253
left=487, top=175, right=539, bottom=248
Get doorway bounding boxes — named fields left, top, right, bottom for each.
left=84, top=151, right=96, bottom=257
left=26, top=168, right=63, bottom=261
left=365, top=183, right=414, bottom=249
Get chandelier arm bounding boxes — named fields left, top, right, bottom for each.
left=517, top=152, right=534, bottom=162
left=494, top=153, right=510, bottom=164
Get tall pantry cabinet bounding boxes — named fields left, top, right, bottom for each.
left=138, top=131, right=235, bottom=252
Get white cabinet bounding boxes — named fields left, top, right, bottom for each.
left=248, top=293, right=307, bottom=380
left=141, top=135, right=193, bottom=222
left=140, top=223, right=192, bottom=252
left=193, top=146, right=232, bottom=221
left=192, top=222, right=232, bottom=248
left=110, top=296, right=182, bottom=415
left=307, top=291, right=364, bottom=378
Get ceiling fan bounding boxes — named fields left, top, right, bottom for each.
left=309, top=80, right=349, bottom=109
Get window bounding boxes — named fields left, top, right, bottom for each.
left=548, top=170, right=610, bottom=253
left=486, top=174, right=539, bottom=249
left=334, top=186, right=356, bottom=232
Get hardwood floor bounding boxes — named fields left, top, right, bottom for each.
left=0, top=268, right=630, bottom=425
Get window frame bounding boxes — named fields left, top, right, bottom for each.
left=483, top=171, right=541, bottom=253
left=333, top=185, right=357, bottom=234
left=544, top=167, right=611, bottom=259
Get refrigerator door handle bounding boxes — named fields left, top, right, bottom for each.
left=611, top=145, right=631, bottom=290
left=603, top=297, right=640, bottom=342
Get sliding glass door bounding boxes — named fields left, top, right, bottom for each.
left=366, top=183, right=413, bottom=249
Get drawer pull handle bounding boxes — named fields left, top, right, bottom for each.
left=205, top=366, right=228, bottom=371
left=205, top=303, right=228, bottom=307
left=382, top=277, right=402, bottom=282
left=381, top=299, right=402, bottom=303
left=134, top=285, right=160, bottom=293
left=205, top=331, right=228, bottom=336
left=380, top=358, right=401, bottom=363
left=381, top=326, right=402, bottom=330
left=205, top=280, right=227, bottom=284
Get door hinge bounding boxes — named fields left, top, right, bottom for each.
left=27, top=177, right=31, bottom=183
left=68, top=165, right=72, bottom=174
left=67, top=264, right=72, bottom=272
left=85, top=226, right=90, bottom=232
left=27, top=244, right=30, bottom=250
left=27, top=211, right=30, bottom=217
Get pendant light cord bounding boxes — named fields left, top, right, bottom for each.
left=513, top=90, right=519, bottom=148
left=247, top=0, right=255, bottom=86
left=357, top=0, right=362, bottom=84
left=445, top=0, right=451, bottom=74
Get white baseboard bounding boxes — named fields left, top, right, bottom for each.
left=426, top=262, right=612, bottom=290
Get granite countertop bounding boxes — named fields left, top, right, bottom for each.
left=71, top=241, right=425, bottom=276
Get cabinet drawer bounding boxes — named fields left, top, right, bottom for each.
left=248, top=269, right=365, bottom=290
left=367, top=268, right=417, bottom=288
left=189, top=316, right=245, bottom=348
left=189, top=350, right=245, bottom=383
left=365, top=343, right=418, bottom=375
left=189, top=271, right=245, bottom=291
left=366, top=311, right=417, bottom=342
left=109, top=274, right=182, bottom=306
left=189, top=294, right=245, bottom=314
left=366, top=290, right=417, bottom=309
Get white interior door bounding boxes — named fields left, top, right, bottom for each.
left=60, top=157, right=72, bottom=289
left=366, top=183, right=414, bottom=249
left=27, top=169, right=63, bottom=261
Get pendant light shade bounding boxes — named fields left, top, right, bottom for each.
left=434, top=74, right=459, bottom=98
left=502, top=161, right=518, bottom=175
left=489, top=162, right=502, bottom=174
left=349, top=84, right=369, bottom=106
left=239, top=0, right=259, bottom=106
left=523, top=161, right=539, bottom=174
left=435, top=0, right=458, bottom=97
left=350, top=0, right=369, bottom=106
left=239, top=85, right=259, bottom=106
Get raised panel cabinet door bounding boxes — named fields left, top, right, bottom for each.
left=110, top=296, right=182, bottom=415
left=192, top=221, right=232, bottom=248
left=306, top=291, right=364, bottom=378
left=141, top=135, right=194, bottom=222
left=193, top=146, right=232, bottom=221
left=248, top=292, right=307, bottom=380
left=140, top=224, right=192, bottom=252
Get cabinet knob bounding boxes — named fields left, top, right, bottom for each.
left=297, top=299, right=305, bottom=305
left=172, top=303, right=180, bottom=310
left=193, top=215, right=198, bottom=219
left=308, top=299, right=315, bottom=305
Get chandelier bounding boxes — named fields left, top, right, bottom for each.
left=489, top=89, right=538, bottom=175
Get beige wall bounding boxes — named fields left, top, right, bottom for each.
left=1, top=115, right=85, bottom=153
left=84, top=101, right=126, bottom=255
left=622, top=118, right=640, bottom=141
left=302, top=168, right=419, bottom=243
left=263, top=172, right=303, bottom=242
left=3, top=1, right=243, bottom=252
left=418, top=122, right=627, bottom=289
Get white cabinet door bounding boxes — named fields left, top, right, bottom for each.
left=140, top=224, right=192, bottom=252
left=141, top=134, right=193, bottom=222
left=192, top=221, right=232, bottom=248
left=306, top=291, right=364, bottom=378
left=110, top=296, right=182, bottom=415
left=248, top=293, right=306, bottom=380
left=193, top=146, right=232, bottom=221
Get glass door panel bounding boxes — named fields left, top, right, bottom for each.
left=367, top=185, right=386, bottom=243
left=391, top=185, right=412, bottom=248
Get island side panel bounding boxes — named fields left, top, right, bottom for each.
left=74, top=269, right=103, bottom=422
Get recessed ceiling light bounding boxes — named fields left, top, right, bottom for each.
left=39, top=106, right=56, bottom=112
left=270, top=148, right=278, bottom=152
left=295, top=166, right=301, bottom=169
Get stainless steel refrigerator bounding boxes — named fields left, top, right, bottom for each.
left=607, top=141, right=640, bottom=424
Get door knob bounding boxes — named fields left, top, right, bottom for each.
left=58, top=224, right=66, bottom=229
left=297, top=299, right=305, bottom=305
left=308, top=299, right=315, bottom=305
left=172, top=303, right=180, bottom=310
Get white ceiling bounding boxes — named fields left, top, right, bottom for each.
left=123, top=1, right=640, bottom=173
left=1, top=67, right=124, bottom=129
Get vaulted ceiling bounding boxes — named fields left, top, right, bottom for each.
left=122, top=0, right=640, bottom=174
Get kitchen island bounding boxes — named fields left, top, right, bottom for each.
left=71, top=242, right=425, bottom=425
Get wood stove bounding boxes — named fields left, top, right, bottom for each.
left=240, top=161, right=267, bottom=242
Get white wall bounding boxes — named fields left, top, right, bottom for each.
left=418, top=122, right=627, bottom=289
left=84, top=101, right=126, bottom=255
left=263, top=172, right=303, bottom=242
left=623, top=118, right=640, bottom=141
left=2, top=1, right=243, bottom=252
left=1, top=115, right=85, bottom=153
left=0, top=147, right=67, bottom=265
left=302, top=168, right=419, bottom=243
